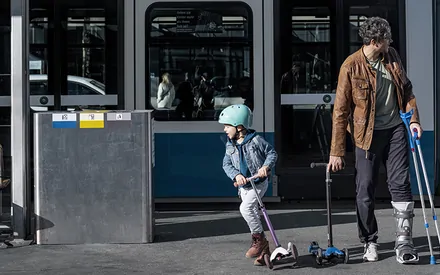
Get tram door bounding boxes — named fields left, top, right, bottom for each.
left=0, top=1, right=10, bottom=219
left=28, top=0, right=122, bottom=112
left=0, top=0, right=124, bottom=229
left=275, top=0, right=404, bottom=200
left=132, top=0, right=273, bottom=200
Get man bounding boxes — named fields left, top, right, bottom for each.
left=327, top=17, right=422, bottom=264
left=280, top=61, right=301, bottom=94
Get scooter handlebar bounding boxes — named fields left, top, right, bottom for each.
left=233, top=169, right=272, bottom=187
left=310, top=162, right=328, bottom=169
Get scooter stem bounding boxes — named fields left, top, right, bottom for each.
left=326, top=170, right=333, bottom=248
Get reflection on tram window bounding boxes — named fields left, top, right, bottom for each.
left=0, top=23, right=10, bottom=96
left=30, top=49, right=49, bottom=76
left=149, top=46, right=252, bottom=120
left=282, top=8, right=332, bottom=95
left=348, top=3, right=399, bottom=55
left=27, top=4, right=120, bottom=111
left=30, top=15, right=49, bottom=78
left=67, top=9, right=106, bottom=92
left=30, top=15, right=48, bottom=45
left=146, top=3, right=253, bottom=121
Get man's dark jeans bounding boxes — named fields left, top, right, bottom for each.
left=354, top=122, right=413, bottom=244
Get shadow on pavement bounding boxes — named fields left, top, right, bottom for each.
left=155, top=209, right=357, bottom=242
left=155, top=200, right=395, bottom=212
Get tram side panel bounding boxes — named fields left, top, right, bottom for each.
left=406, top=0, right=435, bottom=195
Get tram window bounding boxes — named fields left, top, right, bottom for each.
left=30, top=49, right=49, bottom=75
left=146, top=3, right=253, bottom=121
left=30, top=81, right=48, bottom=95
left=66, top=8, right=109, bottom=95
left=348, top=2, right=399, bottom=55
left=67, top=82, right=102, bottom=95
left=284, top=7, right=332, bottom=95
left=0, top=24, right=10, bottom=96
left=30, top=17, right=48, bottom=45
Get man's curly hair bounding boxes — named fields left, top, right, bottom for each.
left=358, top=17, right=392, bottom=45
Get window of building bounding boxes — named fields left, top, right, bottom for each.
left=145, top=2, right=253, bottom=121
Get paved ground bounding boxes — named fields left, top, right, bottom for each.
left=1, top=203, right=440, bottom=275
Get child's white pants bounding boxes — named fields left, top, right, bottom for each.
left=239, top=181, right=268, bottom=234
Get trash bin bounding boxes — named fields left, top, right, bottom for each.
left=34, top=110, right=155, bottom=244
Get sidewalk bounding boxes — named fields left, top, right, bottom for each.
left=0, top=206, right=440, bottom=275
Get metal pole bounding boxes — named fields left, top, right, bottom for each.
left=326, top=170, right=333, bottom=248
left=11, top=0, right=30, bottom=239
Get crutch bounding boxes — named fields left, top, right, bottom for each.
left=400, top=109, right=436, bottom=265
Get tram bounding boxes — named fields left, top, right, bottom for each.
left=125, top=0, right=436, bottom=202
left=0, top=0, right=435, bottom=204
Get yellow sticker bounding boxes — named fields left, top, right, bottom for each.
left=79, top=113, right=104, bottom=128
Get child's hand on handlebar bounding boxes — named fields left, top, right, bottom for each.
left=257, top=166, right=270, bottom=178
left=234, top=174, right=247, bottom=187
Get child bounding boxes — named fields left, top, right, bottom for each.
left=218, top=104, right=278, bottom=266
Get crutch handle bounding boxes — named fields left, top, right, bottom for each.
left=399, top=110, right=416, bottom=150
left=412, top=128, right=420, bottom=143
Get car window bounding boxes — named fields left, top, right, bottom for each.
left=67, top=81, right=100, bottom=95
left=90, top=80, right=105, bottom=91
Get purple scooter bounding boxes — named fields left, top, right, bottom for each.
left=242, top=174, right=299, bottom=269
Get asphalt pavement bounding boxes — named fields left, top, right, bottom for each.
left=1, top=203, right=440, bottom=275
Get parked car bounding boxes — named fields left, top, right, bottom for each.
left=29, top=74, right=106, bottom=111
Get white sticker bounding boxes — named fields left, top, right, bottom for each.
left=52, top=113, right=76, bottom=122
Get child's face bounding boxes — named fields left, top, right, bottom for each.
left=224, top=124, right=244, bottom=139
left=224, top=124, right=237, bottom=139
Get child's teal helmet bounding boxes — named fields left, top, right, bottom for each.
left=218, top=104, right=253, bottom=129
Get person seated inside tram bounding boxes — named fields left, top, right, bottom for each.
left=157, top=72, right=175, bottom=109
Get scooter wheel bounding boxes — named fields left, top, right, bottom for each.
left=291, top=243, right=299, bottom=260
left=316, top=248, right=323, bottom=265
left=264, top=253, right=273, bottom=269
left=343, top=248, right=349, bottom=264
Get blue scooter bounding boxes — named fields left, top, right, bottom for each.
left=308, top=162, right=349, bottom=265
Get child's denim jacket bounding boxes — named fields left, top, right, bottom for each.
left=222, top=130, right=277, bottom=188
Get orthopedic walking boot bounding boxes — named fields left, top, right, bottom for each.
left=246, top=232, right=269, bottom=258
left=392, top=201, right=419, bottom=264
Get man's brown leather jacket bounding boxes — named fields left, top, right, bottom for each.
left=330, top=46, right=420, bottom=157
